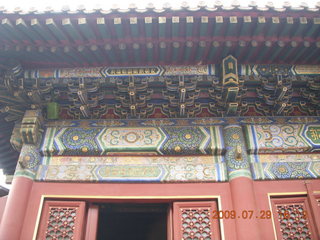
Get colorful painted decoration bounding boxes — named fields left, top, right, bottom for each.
left=304, top=125, right=320, bottom=146
left=37, top=156, right=226, bottom=182
left=245, top=124, right=320, bottom=154
left=41, top=126, right=223, bottom=156
left=101, top=66, right=164, bottom=77
left=240, top=64, right=320, bottom=76
left=248, top=139, right=320, bottom=180
left=15, top=144, right=41, bottom=180
left=223, top=125, right=252, bottom=180
left=24, top=65, right=215, bottom=79
left=1, top=60, right=319, bottom=125
left=11, top=112, right=320, bottom=182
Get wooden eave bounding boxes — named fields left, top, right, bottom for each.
left=0, top=5, right=319, bottom=68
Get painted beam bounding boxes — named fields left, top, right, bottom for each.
left=15, top=18, right=43, bottom=44
left=279, top=17, right=294, bottom=40
left=266, top=17, right=280, bottom=39
left=41, top=126, right=224, bottom=156
left=113, top=17, right=124, bottom=39
left=144, top=17, right=153, bottom=39
left=199, top=16, right=208, bottom=37
left=129, top=17, right=139, bottom=38
left=253, top=16, right=266, bottom=41
left=46, top=18, right=69, bottom=44
left=96, top=18, right=111, bottom=41
left=62, top=18, right=84, bottom=44
left=30, top=19, right=57, bottom=44
left=2, top=18, right=29, bottom=44
left=239, top=16, right=253, bottom=40
left=292, top=17, right=309, bottom=40
left=78, top=18, right=97, bottom=42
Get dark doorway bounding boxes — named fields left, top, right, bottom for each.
left=97, top=203, right=168, bottom=240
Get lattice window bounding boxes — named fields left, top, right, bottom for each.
left=173, top=201, right=221, bottom=240
left=271, top=197, right=316, bottom=240
left=37, top=201, right=85, bottom=240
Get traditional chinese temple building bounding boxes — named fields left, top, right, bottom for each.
left=0, top=2, right=320, bottom=240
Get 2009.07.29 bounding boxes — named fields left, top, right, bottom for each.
left=212, top=210, right=273, bottom=219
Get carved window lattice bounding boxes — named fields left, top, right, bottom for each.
left=37, top=201, right=85, bottom=240
left=181, top=208, right=212, bottom=240
left=173, top=201, right=221, bottom=240
left=275, top=204, right=312, bottom=240
left=272, top=197, right=316, bottom=240
left=45, top=207, right=77, bottom=239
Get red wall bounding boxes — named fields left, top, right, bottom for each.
left=17, top=179, right=320, bottom=240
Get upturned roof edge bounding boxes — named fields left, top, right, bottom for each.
left=0, top=1, right=319, bottom=15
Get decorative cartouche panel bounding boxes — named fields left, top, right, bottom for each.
left=244, top=124, right=320, bottom=154
left=41, top=126, right=224, bottom=156
left=36, top=155, right=227, bottom=182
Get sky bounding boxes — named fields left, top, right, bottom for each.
left=0, top=0, right=319, bottom=11
left=0, top=0, right=319, bottom=189
left=0, top=170, right=10, bottom=189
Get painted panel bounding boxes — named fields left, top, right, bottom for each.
left=24, top=65, right=216, bottom=79
left=223, top=125, right=252, bottom=180
left=14, top=144, right=41, bottom=180
left=36, top=156, right=227, bottom=182
left=46, top=119, right=224, bottom=129
left=41, top=126, right=223, bottom=156
left=97, top=127, right=165, bottom=154
left=245, top=124, right=320, bottom=154
left=239, top=64, right=320, bottom=76
left=249, top=154, right=320, bottom=180
left=44, top=117, right=320, bottom=128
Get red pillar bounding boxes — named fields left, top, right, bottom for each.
left=230, top=177, right=261, bottom=240
left=0, top=177, right=33, bottom=240
left=223, top=125, right=261, bottom=240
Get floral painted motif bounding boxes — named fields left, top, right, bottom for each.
left=42, top=126, right=223, bottom=156
left=223, top=126, right=252, bottom=180
left=245, top=124, right=317, bottom=153
left=36, top=156, right=227, bottom=182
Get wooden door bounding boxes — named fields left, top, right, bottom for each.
left=173, top=201, right=221, bottom=240
left=271, top=197, right=317, bottom=240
